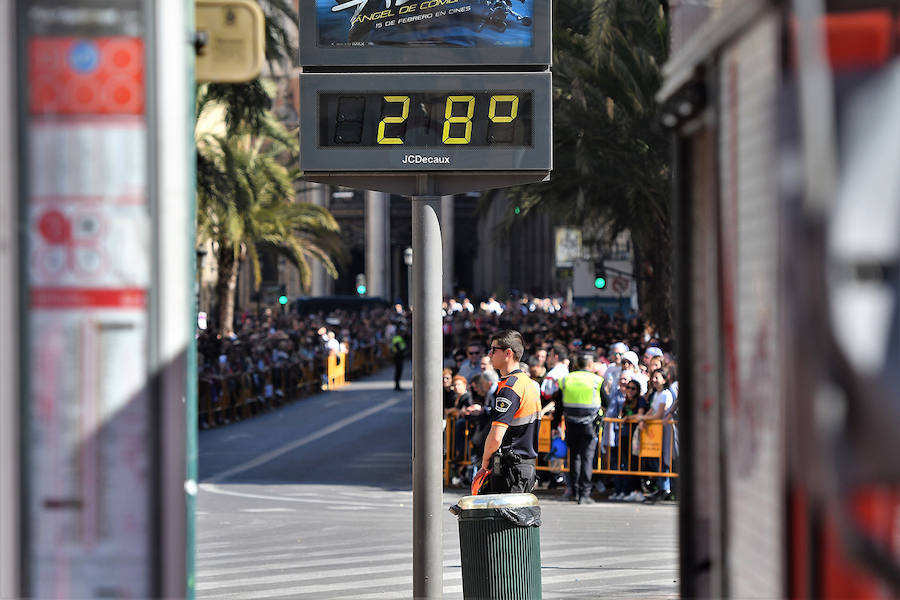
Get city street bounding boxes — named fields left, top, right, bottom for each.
left=197, top=364, right=679, bottom=599
left=4, top=2, right=897, bottom=598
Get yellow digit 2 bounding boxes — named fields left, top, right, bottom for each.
left=377, top=96, right=410, bottom=145
left=442, top=95, right=475, bottom=145
left=489, top=95, right=519, bottom=123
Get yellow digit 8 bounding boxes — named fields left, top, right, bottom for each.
left=377, top=96, right=410, bottom=145
left=442, top=95, right=475, bottom=145
left=489, top=95, right=519, bottom=123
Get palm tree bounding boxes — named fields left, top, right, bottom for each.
left=195, top=1, right=348, bottom=334
left=506, top=0, right=672, bottom=334
left=196, top=87, right=344, bottom=335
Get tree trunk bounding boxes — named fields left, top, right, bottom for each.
left=649, top=241, right=673, bottom=341
left=633, top=228, right=673, bottom=341
left=216, top=246, right=239, bottom=336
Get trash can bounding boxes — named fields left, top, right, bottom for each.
left=449, top=493, right=541, bottom=600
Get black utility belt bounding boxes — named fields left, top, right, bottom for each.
left=493, top=452, right=537, bottom=467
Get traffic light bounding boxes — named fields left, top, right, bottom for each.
left=355, top=273, right=367, bottom=295
left=593, top=273, right=607, bottom=290
left=278, top=284, right=288, bottom=306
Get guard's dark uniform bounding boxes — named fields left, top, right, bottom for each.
left=559, top=370, right=603, bottom=502
left=489, top=369, right=541, bottom=493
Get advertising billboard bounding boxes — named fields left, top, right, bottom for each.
left=299, top=0, right=551, bottom=66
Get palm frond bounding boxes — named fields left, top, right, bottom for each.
left=259, top=0, right=299, bottom=69
left=505, top=0, right=673, bottom=331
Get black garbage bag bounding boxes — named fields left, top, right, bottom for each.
left=497, top=505, right=541, bottom=527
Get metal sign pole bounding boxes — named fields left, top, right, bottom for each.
left=296, top=8, right=551, bottom=597
left=0, top=2, right=20, bottom=595
left=411, top=195, right=443, bottom=599
left=153, top=0, right=193, bottom=596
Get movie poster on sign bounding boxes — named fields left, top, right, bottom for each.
left=317, top=0, right=534, bottom=48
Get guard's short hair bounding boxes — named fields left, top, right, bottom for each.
left=490, top=329, right=525, bottom=361
left=569, top=352, right=594, bottom=371
left=551, top=343, right=568, bottom=362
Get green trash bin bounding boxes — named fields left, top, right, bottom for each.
left=450, top=493, right=541, bottom=600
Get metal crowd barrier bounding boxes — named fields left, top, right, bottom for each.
left=594, top=417, right=679, bottom=478
left=198, top=342, right=393, bottom=428
left=326, top=352, right=347, bottom=390
left=443, top=416, right=679, bottom=484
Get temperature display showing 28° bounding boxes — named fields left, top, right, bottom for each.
left=318, top=91, right=533, bottom=148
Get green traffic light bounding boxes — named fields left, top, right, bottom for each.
left=514, top=206, right=521, bottom=215
left=594, top=277, right=607, bottom=289
left=357, top=285, right=366, bottom=295
left=278, top=295, right=288, bottom=305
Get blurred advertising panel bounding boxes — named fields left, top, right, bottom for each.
left=23, top=2, right=152, bottom=597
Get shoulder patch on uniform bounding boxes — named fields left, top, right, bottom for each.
left=495, top=398, right=512, bottom=413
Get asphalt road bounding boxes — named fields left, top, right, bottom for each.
left=196, top=362, right=679, bottom=599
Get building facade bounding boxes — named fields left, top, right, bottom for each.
left=662, top=1, right=900, bottom=598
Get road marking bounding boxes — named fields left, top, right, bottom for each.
left=195, top=551, right=675, bottom=592
left=195, top=544, right=666, bottom=580
left=204, top=397, right=401, bottom=482
left=195, top=538, right=584, bottom=563
left=239, top=508, right=296, bottom=513
left=201, top=565, right=678, bottom=599
left=351, top=569, right=679, bottom=599
left=197, top=551, right=420, bottom=578
left=197, top=541, right=421, bottom=562
left=199, top=484, right=409, bottom=509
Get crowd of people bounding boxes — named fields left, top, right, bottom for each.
left=197, top=294, right=678, bottom=503
left=197, top=304, right=407, bottom=382
left=440, top=298, right=679, bottom=503
left=197, top=303, right=407, bottom=419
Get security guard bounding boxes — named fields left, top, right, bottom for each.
left=475, top=329, right=541, bottom=493
left=558, top=352, right=603, bottom=504
left=391, top=330, right=407, bottom=391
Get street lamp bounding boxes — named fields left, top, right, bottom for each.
left=403, top=247, right=413, bottom=308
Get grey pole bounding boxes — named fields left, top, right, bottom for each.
left=365, top=191, right=389, bottom=298
left=154, top=0, right=192, bottom=596
left=0, top=2, right=20, bottom=595
left=404, top=247, right=413, bottom=307
left=440, top=195, right=454, bottom=298
left=411, top=196, right=443, bottom=599
left=308, top=183, right=331, bottom=296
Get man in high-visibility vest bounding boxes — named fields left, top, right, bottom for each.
left=391, top=330, right=407, bottom=391
left=559, top=352, right=603, bottom=504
